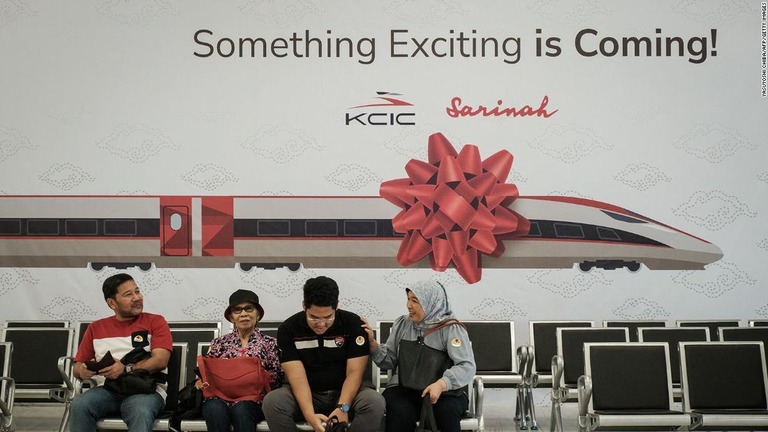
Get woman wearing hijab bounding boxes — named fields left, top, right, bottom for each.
left=362, top=280, right=476, bottom=432
left=196, top=289, right=283, bottom=432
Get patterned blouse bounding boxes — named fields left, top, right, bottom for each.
left=206, top=328, right=284, bottom=401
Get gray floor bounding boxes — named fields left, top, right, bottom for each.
left=9, top=388, right=579, bottom=432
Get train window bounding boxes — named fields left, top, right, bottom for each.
left=169, top=213, right=183, bottom=231
left=257, top=220, right=290, bottom=236
left=596, top=227, right=620, bottom=241
left=344, top=220, right=377, bottom=237
left=0, top=220, right=21, bottom=235
left=602, top=210, right=647, bottom=224
left=27, top=220, right=59, bottom=235
left=527, top=221, right=541, bottom=237
left=306, top=220, right=338, bottom=236
left=553, top=223, right=584, bottom=239
left=104, top=220, right=137, bottom=236
left=65, top=220, right=98, bottom=236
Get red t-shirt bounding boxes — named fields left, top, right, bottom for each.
left=75, top=312, right=172, bottom=398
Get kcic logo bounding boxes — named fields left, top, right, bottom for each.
left=345, top=91, right=417, bottom=126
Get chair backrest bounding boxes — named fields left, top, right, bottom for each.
left=557, top=327, right=628, bottom=386
left=164, top=342, right=188, bottom=412
left=639, top=327, right=710, bottom=385
left=169, top=328, right=220, bottom=390
left=168, top=321, right=223, bottom=331
left=463, top=321, right=516, bottom=374
left=73, top=320, right=93, bottom=355
left=585, top=342, right=674, bottom=412
left=749, top=320, right=768, bottom=328
left=529, top=320, right=594, bottom=374
left=720, top=327, right=768, bottom=344
left=677, top=320, right=740, bottom=340
left=197, top=342, right=211, bottom=357
left=0, top=342, right=11, bottom=399
left=720, top=327, right=768, bottom=369
left=3, top=320, right=69, bottom=328
left=378, top=321, right=394, bottom=345
left=257, top=321, right=283, bottom=330
left=603, top=320, right=666, bottom=342
left=680, top=341, right=768, bottom=411
left=1, top=327, right=73, bottom=387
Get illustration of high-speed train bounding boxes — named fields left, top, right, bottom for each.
left=0, top=195, right=722, bottom=273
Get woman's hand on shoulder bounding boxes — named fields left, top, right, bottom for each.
left=360, top=317, right=379, bottom=351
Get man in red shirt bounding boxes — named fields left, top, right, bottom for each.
left=69, top=273, right=173, bottom=432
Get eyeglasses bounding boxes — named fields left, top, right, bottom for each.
left=307, top=315, right=335, bottom=325
left=231, top=305, right=256, bottom=314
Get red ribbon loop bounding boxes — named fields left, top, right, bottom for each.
left=380, top=132, right=530, bottom=283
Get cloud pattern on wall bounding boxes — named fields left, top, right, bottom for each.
left=0, top=269, right=39, bottom=298
left=527, top=0, right=611, bottom=24
left=470, top=298, right=526, bottom=320
left=0, top=0, right=36, bottom=24
left=758, top=239, right=768, bottom=252
left=96, top=0, right=178, bottom=28
left=0, top=125, right=38, bottom=164
left=614, top=163, right=672, bottom=191
left=341, top=297, right=382, bottom=320
left=675, top=123, right=755, bottom=163
left=673, top=190, right=756, bottom=230
left=611, top=297, right=670, bottom=320
left=41, top=297, right=98, bottom=321
left=325, top=164, right=382, bottom=192
left=239, top=0, right=320, bottom=25
left=673, top=0, right=751, bottom=23
left=383, top=126, right=436, bottom=159
left=181, top=164, right=239, bottom=191
left=240, top=269, right=319, bottom=299
left=758, top=171, right=768, bottom=184
left=38, top=163, right=95, bottom=191
left=97, top=124, right=179, bottom=164
left=530, top=124, right=613, bottom=164
left=382, top=269, right=468, bottom=290
left=672, top=261, right=756, bottom=298
left=137, top=269, right=183, bottom=295
left=383, top=0, right=468, bottom=23
left=241, top=125, right=322, bottom=164
left=756, top=303, right=768, bottom=317
left=181, top=297, right=228, bottom=321
left=528, top=269, right=612, bottom=299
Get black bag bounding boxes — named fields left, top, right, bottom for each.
left=103, top=347, right=167, bottom=397
left=416, top=395, right=439, bottom=432
left=324, top=416, right=349, bottom=432
left=398, top=319, right=464, bottom=392
left=169, top=379, right=203, bottom=432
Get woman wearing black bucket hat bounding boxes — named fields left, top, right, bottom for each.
left=197, top=289, right=283, bottom=432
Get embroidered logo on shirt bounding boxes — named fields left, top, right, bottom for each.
left=335, top=336, right=345, bottom=347
left=451, top=337, right=462, bottom=347
left=355, top=336, right=365, bottom=346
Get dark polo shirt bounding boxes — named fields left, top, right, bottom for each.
left=277, top=309, right=369, bottom=391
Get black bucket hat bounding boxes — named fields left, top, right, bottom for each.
left=224, top=289, right=265, bottom=322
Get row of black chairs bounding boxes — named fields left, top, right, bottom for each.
left=578, top=341, right=768, bottom=431
left=544, top=325, right=768, bottom=431
left=3, top=318, right=768, bottom=431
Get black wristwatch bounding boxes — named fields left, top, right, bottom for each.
left=336, top=403, right=350, bottom=413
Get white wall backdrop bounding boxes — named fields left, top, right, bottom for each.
left=1, top=0, right=767, bottom=344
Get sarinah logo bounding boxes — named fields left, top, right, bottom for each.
left=446, top=96, right=558, bottom=118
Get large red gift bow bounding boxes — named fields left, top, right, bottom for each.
left=380, top=132, right=530, bottom=284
